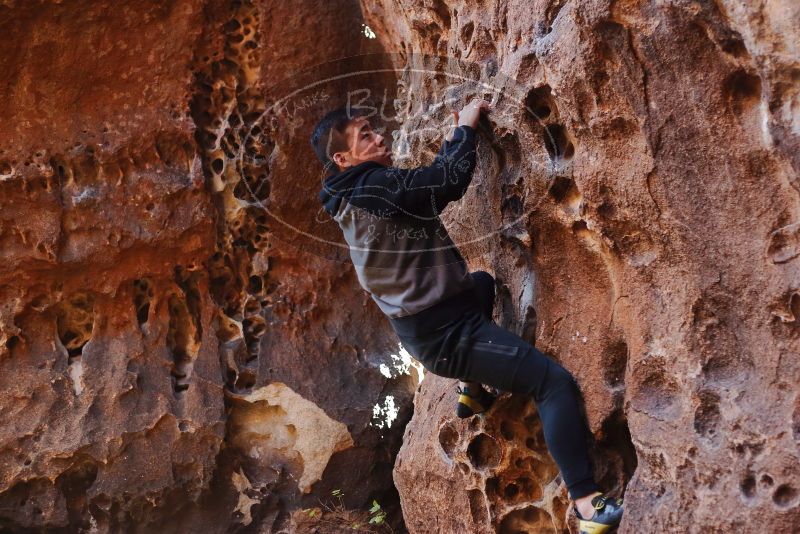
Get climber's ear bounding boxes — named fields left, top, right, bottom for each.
left=332, top=150, right=350, bottom=169
left=332, top=118, right=365, bottom=169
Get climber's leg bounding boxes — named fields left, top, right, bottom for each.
left=454, top=271, right=498, bottom=418
left=447, top=317, right=599, bottom=500
left=394, top=273, right=622, bottom=526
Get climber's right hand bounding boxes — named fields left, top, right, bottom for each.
left=457, top=98, right=491, bottom=129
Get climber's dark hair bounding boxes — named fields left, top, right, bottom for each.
left=310, top=107, right=367, bottom=174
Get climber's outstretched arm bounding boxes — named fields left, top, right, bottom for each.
left=344, top=99, right=490, bottom=218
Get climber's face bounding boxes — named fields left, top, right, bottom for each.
left=332, top=117, right=392, bottom=169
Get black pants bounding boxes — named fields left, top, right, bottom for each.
left=396, top=271, right=599, bottom=499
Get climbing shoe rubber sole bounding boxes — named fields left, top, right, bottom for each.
left=578, top=520, right=618, bottom=534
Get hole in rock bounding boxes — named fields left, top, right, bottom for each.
left=243, top=316, right=266, bottom=356
left=501, top=194, right=523, bottom=219
left=740, top=475, right=756, bottom=498
left=431, top=0, right=451, bottom=30
left=167, top=271, right=202, bottom=395
left=603, top=340, right=628, bottom=387
left=468, top=488, right=488, bottom=526
left=504, top=483, right=519, bottom=499
left=133, top=278, right=153, bottom=327
left=529, top=456, right=558, bottom=487
left=543, top=124, right=574, bottom=161
left=56, top=460, right=99, bottom=527
left=496, top=283, right=515, bottom=330
left=500, top=421, right=515, bottom=440
left=598, top=200, right=616, bottom=219
left=235, top=369, right=256, bottom=391
left=548, top=176, right=578, bottom=203
left=514, top=476, right=542, bottom=501
left=172, top=370, right=191, bottom=393
left=56, top=294, right=94, bottom=360
left=438, top=422, right=459, bottom=458
left=467, top=433, right=501, bottom=469
left=499, top=506, right=550, bottom=534
left=524, top=85, right=553, bottom=120
left=241, top=303, right=259, bottom=323
left=51, top=159, right=68, bottom=182
left=201, top=130, right=217, bottom=148
left=223, top=19, right=241, bottom=32
left=723, top=69, right=762, bottom=113
left=693, top=390, right=721, bottom=438
left=701, top=350, right=751, bottom=385
left=234, top=180, right=252, bottom=200
left=6, top=335, right=20, bottom=350
left=460, top=22, right=474, bottom=47
left=247, top=275, right=264, bottom=294
left=634, top=369, right=679, bottom=418
left=595, top=409, right=638, bottom=493
left=773, top=484, right=797, bottom=507
left=524, top=430, right=545, bottom=452
left=718, top=28, right=748, bottom=57
left=225, top=364, right=238, bottom=387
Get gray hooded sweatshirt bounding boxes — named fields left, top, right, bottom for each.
left=318, top=125, right=481, bottom=337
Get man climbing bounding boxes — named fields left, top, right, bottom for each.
left=312, top=98, right=624, bottom=533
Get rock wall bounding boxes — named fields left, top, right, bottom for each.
left=356, top=0, right=800, bottom=532
left=0, top=1, right=414, bottom=532
left=2, top=0, right=799, bottom=532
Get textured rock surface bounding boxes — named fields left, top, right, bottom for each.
left=2, top=0, right=799, bottom=532
left=356, top=0, right=800, bottom=532
left=0, top=1, right=413, bottom=532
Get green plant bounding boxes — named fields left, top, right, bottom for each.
left=297, top=489, right=393, bottom=533
left=368, top=500, right=387, bottom=525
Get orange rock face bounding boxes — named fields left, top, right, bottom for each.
left=0, top=1, right=413, bottom=532
left=355, top=0, right=800, bottom=532
left=2, top=0, right=799, bottom=532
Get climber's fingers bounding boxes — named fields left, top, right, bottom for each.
left=445, top=111, right=459, bottom=141
left=467, top=98, right=491, bottom=112
left=458, top=99, right=491, bottom=128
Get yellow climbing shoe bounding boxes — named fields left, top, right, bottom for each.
left=455, top=385, right=496, bottom=418
left=576, top=494, right=624, bottom=534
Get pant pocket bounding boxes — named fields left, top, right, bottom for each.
left=462, top=339, right=521, bottom=391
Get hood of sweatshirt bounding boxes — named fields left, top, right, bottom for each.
left=318, top=161, right=385, bottom=217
